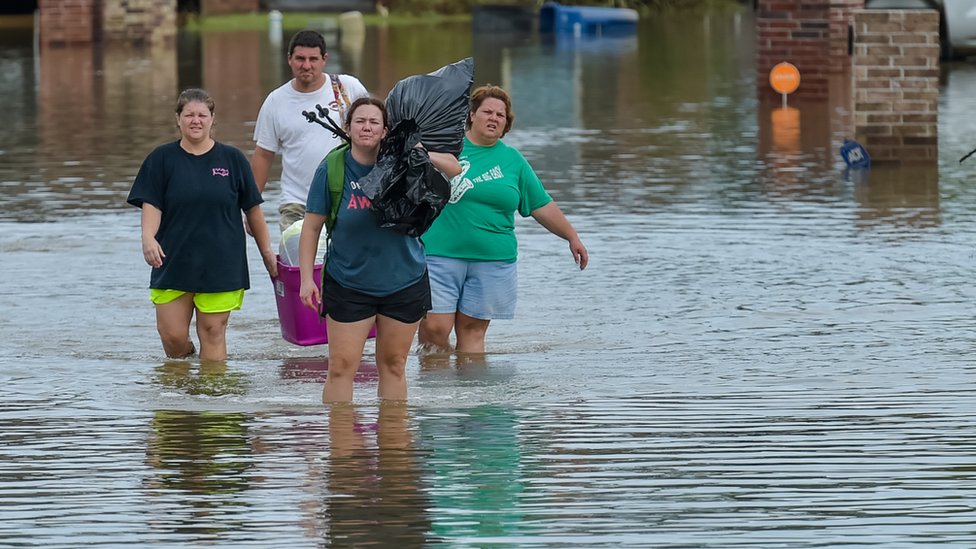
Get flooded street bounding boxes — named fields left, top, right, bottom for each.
left=2, top=10, right=976, bottom=547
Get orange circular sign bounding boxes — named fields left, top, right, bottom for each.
left=769, top=62, right=800, bottom=95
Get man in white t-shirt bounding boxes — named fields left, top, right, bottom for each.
left=252, top=30, right=368, bottom=231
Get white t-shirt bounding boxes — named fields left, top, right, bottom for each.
left=253, top=74, right=368, bottom=206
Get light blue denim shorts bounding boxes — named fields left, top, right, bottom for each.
left=426, top=256, right=518, bottom=320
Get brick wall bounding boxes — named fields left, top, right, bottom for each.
left=201, top=0, right=259, bottom=16
left=38, top=0, right=97, bottom=46
left=829, top=0, right=863, bottom=57
left=756, top=0, right=863, bottom=102
left=39, top=0, right=177, bottom=45
left=852, top=9, right=938, bottom=165
left=102, top=0, right=177, bottom=45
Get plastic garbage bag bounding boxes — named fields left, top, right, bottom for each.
left=385, top=57, right=474, bottom=156
left=359, top=119, right=451, bottom=237
left=358, top=58, right=473, bottom=237
left=279, top=219, right=328, bottom=265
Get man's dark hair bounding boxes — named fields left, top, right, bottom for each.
left=288, top=30, right=327, bottom=57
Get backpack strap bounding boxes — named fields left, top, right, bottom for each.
left=324, top=142, right=349, bottom=236
left=329, top=74, right=352, bottom=125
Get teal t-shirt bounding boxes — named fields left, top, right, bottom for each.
left=422, top=137, right=551, bottom=262
left=306, top=150, right=426, bottom=297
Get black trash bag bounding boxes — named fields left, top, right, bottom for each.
left=386, top=57, right=474, bottom=156
left=359, top=119, right=451, bottom=237
left=358, top=58, right=473, bottom=236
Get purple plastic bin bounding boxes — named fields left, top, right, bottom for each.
left=272, top=257, right=376, bottom=345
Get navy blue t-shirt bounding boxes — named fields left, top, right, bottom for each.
left=306, top=150, right=426, bottom=297
left=127, top=141, right=263, bottom=292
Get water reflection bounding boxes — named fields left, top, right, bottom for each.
left=418, top=350, right=490, bottom=371
left=1, top=41, right=178, bottom=222
left=757, top=99, right=840, bottom=197
left=279, top=356, right=378, bottom=384
left=198, top=31, right=265, bottom=147
left=144, top=409, right=255, bottom=535
left=153, top=359, right=250, bottom=396
left=146, top=410, right=253, bottom=494
left=853, top=165, right=941, bottom=228
left=321, top=404, right=432, bottom=545
left=770, top=105, right=800, bottom=153
left=416, top=351, right=526, bottom=394
left=753, top=94, right=943, bottom=229
left=420, top=405, right=526, bottom=542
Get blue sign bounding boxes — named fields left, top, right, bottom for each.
left=840, top=138, right=870, bottom=169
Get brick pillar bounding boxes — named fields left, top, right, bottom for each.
left=852, top=9, right=938, bottom=165
left=39, top=0, right=176, bottom=46
left=756, top=0, right=863, bottom=102
left=102, top=0, right=177, bottom=45
left=38, top=0, right=98, bottom=46
left=829, top=0, right=863, bottom=58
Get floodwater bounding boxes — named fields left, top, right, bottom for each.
left=2, top=9, right=976, bottom=547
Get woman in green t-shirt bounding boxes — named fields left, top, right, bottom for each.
left=419, top=85, right=589, bottom=355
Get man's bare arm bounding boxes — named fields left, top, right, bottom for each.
left=251, top=146, right=276, bottom=193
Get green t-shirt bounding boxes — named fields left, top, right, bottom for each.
left=422, top=137, right=551, bottom=262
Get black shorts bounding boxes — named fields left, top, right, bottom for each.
left=322, top=270, right=431, bottom=324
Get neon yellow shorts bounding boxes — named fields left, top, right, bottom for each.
left=150, top=288, right=245, bottom=313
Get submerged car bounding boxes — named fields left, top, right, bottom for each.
left=864, top=0, right=976, bottom=59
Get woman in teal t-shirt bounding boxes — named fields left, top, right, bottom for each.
left=297, top=97, right=461, bottom=403
left=419, top=85, right=589, bottom=354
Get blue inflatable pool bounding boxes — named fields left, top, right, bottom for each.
left=539, top=2, right=639, bottom=35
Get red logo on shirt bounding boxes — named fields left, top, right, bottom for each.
left=212, top=168, right=230, bottom=177
left=346, top=195, right=372, bottom=209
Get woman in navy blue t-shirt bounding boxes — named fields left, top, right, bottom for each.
left=128, top=88, right=277, bottom=361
